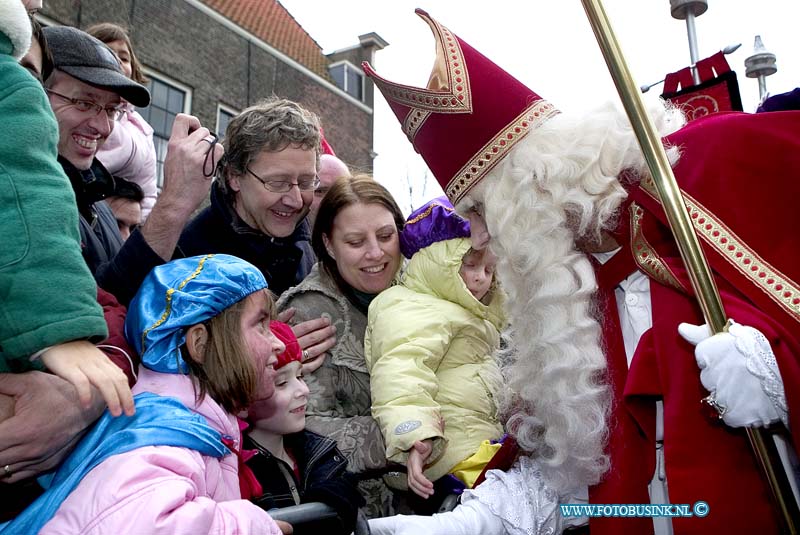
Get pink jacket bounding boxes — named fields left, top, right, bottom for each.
left=96, top=106, right=158, bottom=219
left=42, top=368, right=281, bottom=534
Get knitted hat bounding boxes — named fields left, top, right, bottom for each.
left=319, top=127, right=336, bottom=156
left=125, top=254, right=267, bottom=374
left=400, top=196, right=471, bottom=258
left=269, top=321, right=302, bottom=370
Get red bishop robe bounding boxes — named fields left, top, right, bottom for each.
left=589, top=110, right=800, bottom=535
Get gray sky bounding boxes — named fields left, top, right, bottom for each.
left=281, top=1, right=799, bottom=213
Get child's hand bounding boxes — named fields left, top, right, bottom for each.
left=275, top=520, right=293, bottom=534
left=40, top=341, right=135, bottom=417
left=407, top=439, right=434, bottom=499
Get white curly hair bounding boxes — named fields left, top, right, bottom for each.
left=457, top=99, right=684, bottom=493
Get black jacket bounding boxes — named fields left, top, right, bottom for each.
left=60, top=156, right=164, bottom=306
left=176, top=181, right=315, bottom=296
left=244, top=430, right=364, bottom=535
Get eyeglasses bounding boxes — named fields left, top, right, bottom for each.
left=313, top=186, right=331, bottom=198
left=246, top=168, right=320, bottom=193
left=46, top=89, right=126, bottom=121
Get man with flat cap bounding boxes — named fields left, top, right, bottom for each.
left=0, top=26, right=221, bottom=508
left=42, top=26, right=222, bottom=306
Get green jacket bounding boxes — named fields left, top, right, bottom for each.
left=0, top=21, right=106, bottom=370
left=365, top=238, right=507, bottom=482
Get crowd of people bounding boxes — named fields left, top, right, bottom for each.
left=1, top=0, right=798, bottom=534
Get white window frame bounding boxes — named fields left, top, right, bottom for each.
left=138, top=69, right=193, bottom=188
left=329, top=60, right=365, bottom=102
left=141, top=67, right=193, bottom=113
left=216, top=103, right=239, bottom=137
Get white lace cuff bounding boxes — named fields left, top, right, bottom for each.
left=735, top=325, right=789, bottom=427
left=462, top=455, right=563, bottom=535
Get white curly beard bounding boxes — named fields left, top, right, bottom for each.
left=454, top=99, right=685, bottom=494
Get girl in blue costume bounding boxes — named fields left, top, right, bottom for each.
left=2, top=254, right=288, bottom=534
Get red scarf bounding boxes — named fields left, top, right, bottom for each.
left=223, top=419, right=263, bottom=500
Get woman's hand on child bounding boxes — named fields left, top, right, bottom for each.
left=407, top=439, right=435, bottom=499
left=279, top=310, right=337, bottom=374
left=40, top=341, right=135, bottom=417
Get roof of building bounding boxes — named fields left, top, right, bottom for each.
left=201, top=0, right=332, bottom=81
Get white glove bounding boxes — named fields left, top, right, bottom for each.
left=678, top=320, right=788, bottom=428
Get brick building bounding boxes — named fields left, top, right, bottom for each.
left=39, top=0, right=387, bottom=185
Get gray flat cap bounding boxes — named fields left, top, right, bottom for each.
left=43, top=26, right=150, bottom=108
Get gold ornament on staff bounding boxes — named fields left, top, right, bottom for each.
left=578, top=0, right=799, bottom=532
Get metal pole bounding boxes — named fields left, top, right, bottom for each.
left=684, top=12, right=701, bottom=84
left=579, top=1, right=799, bottom=531
left=758, top=76, right=768, bottom=101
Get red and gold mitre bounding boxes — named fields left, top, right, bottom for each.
left=362, top=9, right=559, bottom=205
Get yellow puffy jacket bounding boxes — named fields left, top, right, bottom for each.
left=365, top=237, right=507, bottom=482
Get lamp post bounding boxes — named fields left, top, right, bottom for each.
left=744, top=35, right=777, bottom=101
left=670, top=0, right=708, bottom=85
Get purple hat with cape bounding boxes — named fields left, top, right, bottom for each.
left=400, top=196, right=471, bottom=258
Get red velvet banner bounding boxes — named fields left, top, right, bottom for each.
left=661, top=52, right=743, bottom=122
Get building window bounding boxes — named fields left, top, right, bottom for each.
left=216, top=105, right=237, bottom=138
left=330, top=61, right=364, bottom=101
left=138, top=73, right=191, bottom=187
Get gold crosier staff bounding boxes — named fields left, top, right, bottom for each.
left=579, top=0, right=799, bottom=532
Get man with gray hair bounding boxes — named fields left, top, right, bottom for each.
left=178, top=98, right=338, bottom=365
left=178, top=97, right=320, bottom=297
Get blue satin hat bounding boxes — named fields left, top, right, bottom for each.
left=125, top=254, right=268, bottom=374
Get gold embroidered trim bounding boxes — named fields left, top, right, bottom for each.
left=405, top=200, right=457, bottom=226
left=370, top=16, right=472, bottom=114
left=639, top=174, right=658, bottom=198
left=402, top=108, right=431, bottom=141
left=446, top=100, right=558, bottom=204
left=140, top=254, right=214, bottom=351
left=639, top=176, right=800, bottom=323
left=629, top=202, right=685, bottom=292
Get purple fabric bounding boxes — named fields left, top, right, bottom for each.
left=437, top=474, right=466, bottom=496
left=491, top=433, right=509, bottom=445
left=756, top=88, right=800, bottom=113
left=399, top=196, right=471, bottom=258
